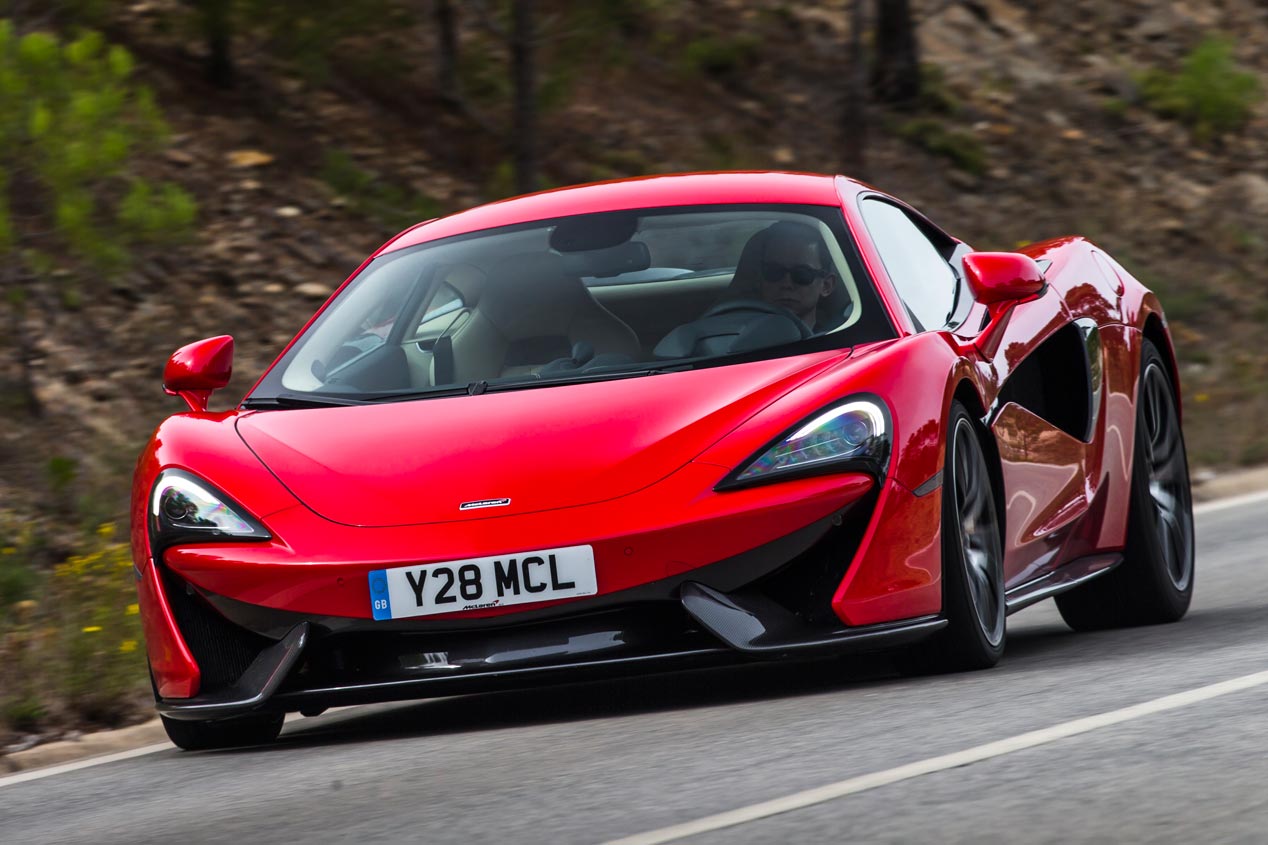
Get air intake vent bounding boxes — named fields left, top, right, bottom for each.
left=161, top=568, right=273, bottom=694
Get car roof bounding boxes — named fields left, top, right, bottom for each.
left=382, top=171, right=860, bottom=254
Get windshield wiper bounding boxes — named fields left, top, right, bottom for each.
left=360, top=384, right=484, bottom=403
left=481, top=365, right=693, bottom=393
left=241, top=393, right=368, bottom=409
left=251, top=366, right=695, bottom=408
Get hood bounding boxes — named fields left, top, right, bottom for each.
left=236, top=351, right=847, bottom=527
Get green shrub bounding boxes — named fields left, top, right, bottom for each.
left=0, top=518, right=41, bottom=620
left=1138, top=36, right=1261, bottom=142
left=0, top=22, right=197, bottom=278
left=917, top=63, right=961, bottom=115
left=320, top=150, right=441, bottom=230
left=0, top=554, right=40, bottom=616
left=50, top=524, right=146, bottom=721
left=681, top=34, right=760, bottom=79
left=0, top=523, right=147, bottom=732
left=897, top=118, right=987, bottom=176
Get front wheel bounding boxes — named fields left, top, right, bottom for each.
left=160, top=712, right=284, bottom=751
left=898, top=400, right=1006, bottom=673
left=1055, top=339, right=1194, bottom=630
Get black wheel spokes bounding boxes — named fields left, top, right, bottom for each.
left=953, top=421, right=1004, bottom=646
left=1142, top=365, right=1193, bottom=591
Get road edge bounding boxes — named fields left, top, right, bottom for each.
left=2, top=718, right=168, bottom=773
left=5, top=470, right=1266, bottom=774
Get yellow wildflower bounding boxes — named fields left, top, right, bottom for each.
left=126, top=603, right=139, bottom=616
left=82, top=625, right=102, bottom=633
left=119, top=640, right=138, bottom=653
left=97, top=523, right=116, bottom=539
left=1, top=546, right=14, bottom=555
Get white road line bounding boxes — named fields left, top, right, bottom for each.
left=601, top=668, right=1268, bottom=845
left=1194, top=488, right=1268, bottom=516
left=0, top=743, right=171, bottom=789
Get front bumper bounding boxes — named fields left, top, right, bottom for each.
left=154, top=488, right=944, bottom=721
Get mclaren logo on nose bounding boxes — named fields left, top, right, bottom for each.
left=460, top=497, right=512, bottom=511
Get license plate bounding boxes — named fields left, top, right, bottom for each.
left=368, top=545, right=597, bottom=620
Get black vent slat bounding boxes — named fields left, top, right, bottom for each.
left=161, top=567, right=273, bottom=694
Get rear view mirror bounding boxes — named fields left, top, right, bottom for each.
left=164, top=335, right=233, bottom=413
left=962, top=252, right=1045, bottom=305
left=550, top=211, right=638, bottom=252
left=560, top=241, right=652, bottom=278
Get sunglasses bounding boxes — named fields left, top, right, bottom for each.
left=761, top=261, right=827, bottom=287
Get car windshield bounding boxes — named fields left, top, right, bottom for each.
left=247, top=204, right=894, bottom=405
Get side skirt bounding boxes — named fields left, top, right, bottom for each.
left=1004, top=553, right=1123, bottom=615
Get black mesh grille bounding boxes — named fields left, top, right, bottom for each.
left=753, top=491, right=876, bottom=626
left=161, top=567, right=273, bottom=693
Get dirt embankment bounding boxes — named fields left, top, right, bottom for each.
left=1, top=0, right=1266, bottom=743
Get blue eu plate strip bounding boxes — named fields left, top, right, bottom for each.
left=368, top=569, right=392, bottom=620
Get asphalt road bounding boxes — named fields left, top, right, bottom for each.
left=4, top=495, right=1267, bottom=845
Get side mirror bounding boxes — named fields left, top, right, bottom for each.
left=163, top=335, right=233, bottom=413
left=962, top=252, right=1045, bottom=305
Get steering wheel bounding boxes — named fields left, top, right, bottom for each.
left=698, top=298, right=814, bottom=340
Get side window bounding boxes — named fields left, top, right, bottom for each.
left=860, top=200, right=957, bottom=331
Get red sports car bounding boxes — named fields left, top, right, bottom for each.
left=132, top=172, right=1194, bottom=749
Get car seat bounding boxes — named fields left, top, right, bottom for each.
left=440, top=253, right=640, bottom=384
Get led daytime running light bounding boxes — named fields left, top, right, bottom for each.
left=153, top=476, right=255, bottom=535
left=148, top=470, right=270, bottom=554
left=721, top=397, right=890, bottom=490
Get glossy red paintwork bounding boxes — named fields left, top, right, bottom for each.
left=163, top=335, right=234, bottom=413
left=385, top=172, right=843, bottom=254
left=136, top=549, right=200, bottom=698
left=962, top=252, right=1046, bottom=305
left=165, top=470, right=874, bottom=617
left=132, top=172, right=1183, bottom=699
left=236, top=351, right=847, bottom=527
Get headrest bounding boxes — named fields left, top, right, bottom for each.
left=479, top=253, right=587, bottom=337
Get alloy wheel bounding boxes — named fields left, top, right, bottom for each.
left=951, top=417, right=1005, bottom=647
left=1140, top=362, right=1194, bottom=592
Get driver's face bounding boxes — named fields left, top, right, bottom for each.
left=759, top=238, right=833, bottom=327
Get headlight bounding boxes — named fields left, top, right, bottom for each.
left=716, top=397, right=890, bottom=490
left=149, top=470, right=270, bottom=555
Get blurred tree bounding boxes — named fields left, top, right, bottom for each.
left=510, top=0, right=537, bottom=194
left=469, top=0, right=538, bottom=194
left=434, top=0, right=459, bottom=105
left=0, top=23, right=196, bottom=414
left=842, top=0, right=869, bottom=178
left=193, top=0, right=235, bottom=88
left=871, top=0, right=920, bottom=105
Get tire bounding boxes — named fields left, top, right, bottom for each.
left=1055, top=339, right=1194, bottom=630
left=898, top=400, right=1006, bottom=673
left=160, top=711, right=284, bottom=751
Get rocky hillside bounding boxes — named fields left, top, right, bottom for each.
left=3, top=0, right=1268, bottom=557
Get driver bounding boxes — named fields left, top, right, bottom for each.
left=756, top=221, right=838, bottom=331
